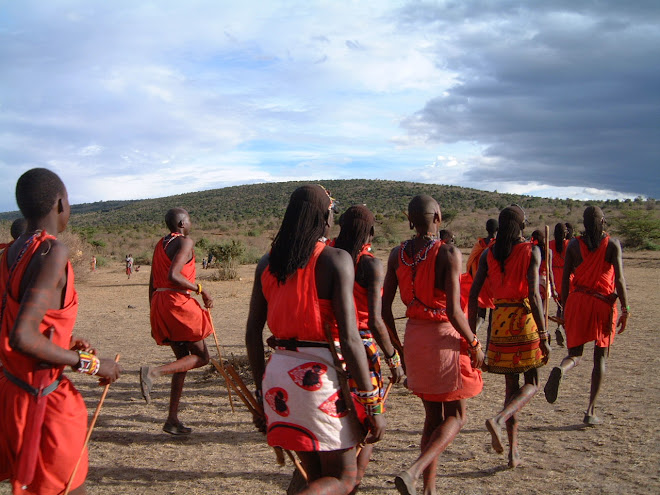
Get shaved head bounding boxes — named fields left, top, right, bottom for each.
left=165, top=207, right=189, bottom=232
left=407, top=195, right=440, bottom=227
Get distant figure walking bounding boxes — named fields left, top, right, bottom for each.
left=125, top=254, right=134, bottom=279
left=91, top=255, right=97, bottom=272
left=544, top=206, right=629, bottom=426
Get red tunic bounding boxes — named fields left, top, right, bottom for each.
left=397, top=239, right=482, bottom=401
left=549, top=239, right=572, bottom=299
left=261, top=241, right=340, bottom=341
left=150, top=237, right=212, bottom=345
left=0, top=232, right=88, bottom=494
left=465, top=238, right=494, bottom=309
left=564, top=236, right=617, bottom=348
left=354, top=245, right=374, bottom=332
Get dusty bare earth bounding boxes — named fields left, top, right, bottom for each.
left=2, top=251, right=659, bottom=494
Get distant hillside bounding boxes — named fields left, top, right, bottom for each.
left=0, top=179, right=592, bottom=227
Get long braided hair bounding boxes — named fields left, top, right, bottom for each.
left=269, top=185, right=331, bottom=284
left=333, top=205, right=375, bottom=265
left=492, top=205, right=526, bottom=273
left=554, top=222, right=567, bottom=254
left=582, top=206, right=605, bottom=252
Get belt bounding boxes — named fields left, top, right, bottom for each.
left=155, top=287, right=190, bottom=295
left=3, top=368, right=62, bottom=397
left=266, top=336, right=330, bottom=351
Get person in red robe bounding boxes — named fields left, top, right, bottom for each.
left=544, top=206, right=629, bottom=425
left=140, top=208, right=213, bottom=435
left=333, top=205, right=404, bottom=490
left=246, top=185, right=385, bottom=494
left=0, top=168, right=120, bottom=495
left=383, top=195, right=484, bottom=495
left=465, top=219, right=498, bottom=333
left=469, top=205, right=549, bottom=469
left=549, top=222, right=572, bottom=346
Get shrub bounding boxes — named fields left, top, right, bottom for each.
left=615, top=210, right=660, bottom=249
left=209, top=240, right=246, bottom=280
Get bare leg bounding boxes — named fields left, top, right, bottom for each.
left=584, top=346, right=607, bottom=425
left=544, top=345, right=583, bottom=403
left=350, top=444, right=373, bottom=494
left=395, top=400, right=465, bottom=495
left=297, top=449, right=357, bottom=495
left=486, top=370, right=538, bottom=465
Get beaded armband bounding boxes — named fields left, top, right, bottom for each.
left=355, top=386, right=383, bottom=415
left=385, top=350, right=401, bottom=369
left=75, top=350, right=100, bottom=376
left=467, top=336, right=482, bottom=356
left=537, top=331, right=550, bottom=341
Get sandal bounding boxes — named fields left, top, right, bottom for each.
left=163, top=421, right=192, bottom=436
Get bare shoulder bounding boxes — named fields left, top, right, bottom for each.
left=320, top=245, right=353, bottom=267
left=387, top=244, right=401, bottom=265
left=254, top=253, right=270, bottom=279
left=438, top=242, right=462, bottom=265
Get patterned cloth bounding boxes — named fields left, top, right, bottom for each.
left=263, top=347, right=362, bottom=452
left=486, top=298, right=544, bottom=374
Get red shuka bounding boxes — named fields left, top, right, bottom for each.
left=549, top=238, right=572, bottom=299
left=150, top=237, right=212, bottom=345
left=354, top=245, right=375, bottom=332
left=261, top=241, right=340, bottom=341
left=486, top=242, right=533, bottom=299
left=564, top=236, right=617, bottom=348
left=0, top=232, right=88, bottom=495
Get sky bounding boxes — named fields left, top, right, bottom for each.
left=1, top=0, right=659, bottom=213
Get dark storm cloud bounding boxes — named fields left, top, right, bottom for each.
left=398, top=1, right=660, bottom=197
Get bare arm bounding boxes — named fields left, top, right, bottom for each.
left=361, top=256, right=403, bottom=382
left=468, top=249, right=489, bottom=332
left=439, top=245, right=484, bottom=368
left=10, top=241, right=120, bottom=381
left=381, top=246, right=402, bottom=352
left=168, top=236, right=213, bottom=308
left=245, top=254, right=270, bottom=393
left=528, top=245, right=550, bottom=360
left=607, top=237, right=629, bottom=333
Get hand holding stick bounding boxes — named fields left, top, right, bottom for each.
left=64, top=354, right=120, bottom=495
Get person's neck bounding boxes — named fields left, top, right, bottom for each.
left=25, top=217, right=57, bottom=236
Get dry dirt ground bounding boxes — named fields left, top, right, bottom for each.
left=2, top=251, right=659, bottom=494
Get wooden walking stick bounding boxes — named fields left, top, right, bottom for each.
left=64, top=354, right=120, bottom=495
left=207, top=310, right=235, bottom=413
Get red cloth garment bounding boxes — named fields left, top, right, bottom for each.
left=549, top=239, right=572, bottom=299
left=150, top=237, right=212, bottom=345
left=260, top=241, right=360, bottom=451
left=0, top=232, right=88, bottom=494
left=354, top=245, right=374, bottom=331
left=396, top=240, right=450, bottom=321
left=465, top=238, right=495, bottom=309
left=397, top=239, right=482, bottom=401
left=261, top=241, right=340, bottom=341
left=564, top=236, right=617, bottom=348
left=486, top=242, right=533, bottom=300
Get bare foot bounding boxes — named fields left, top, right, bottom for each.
left=140, top=366, right=154, bottom=404
left=583, top=413, right=602, bottom=426
left=394, top=471, right=416, bottom=495
left=508, top=448, right=521, bottom=468
left=485, top=418, right=504, bottom=454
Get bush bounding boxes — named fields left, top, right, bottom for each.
left=209, top=240, right=246, bottom=280
left=615, top=210, right=660, bottom=249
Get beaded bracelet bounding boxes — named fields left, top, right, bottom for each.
left=385, top=350, right=401, bottom=369
left=364, top=401, right=384, bottom=415
left=196, top=283, right=203, bottom=295
left=356, top=386, right=380, bottom=399
left=75, top=350, right=100, bottom=376
left=538, top=331, right=550, bottom=341
left=467, top=336, right=482, bottom=356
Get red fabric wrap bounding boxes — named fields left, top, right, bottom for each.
left=150, top=237, right=212, bottom=344
left=0, top=232, right=88, bottom=494
left=261, top=242, right=340, bottom=341
left=564, top=236, right=617, bottom=348
left=486, top=242, right=533, bottom=299
left=396, top=240, right=450, bottom=321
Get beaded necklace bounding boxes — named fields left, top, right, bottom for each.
left=399, top=235, right=437, bottom=267
left=164, top=231, right=184, bottom=248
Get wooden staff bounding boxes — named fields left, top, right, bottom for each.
left=544, top=225, right=550, bottom=335
left=207, top=310, right=235, bottom=413
left=64, top=354, right=120, bottom=495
